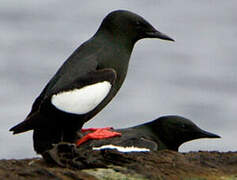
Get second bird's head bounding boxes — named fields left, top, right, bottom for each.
left=147, top=115, right=220, bottom=151
left=96, top=10, right=174, bottom=44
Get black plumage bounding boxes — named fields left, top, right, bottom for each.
left=10, top=10, right=174, bottom=153
left=78, top=115, right=220, bottom=152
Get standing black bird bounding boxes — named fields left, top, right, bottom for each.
left=77, top=115, right=220, bottom=152
left=10, top=10, right=174, bottom=154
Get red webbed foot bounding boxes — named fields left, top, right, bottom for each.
left=80, top=127, right=113, bottom=133
left=76, top=127, right=121, bottom=146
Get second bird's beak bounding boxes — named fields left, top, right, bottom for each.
left=198, top=129, right=221, bottom=139
left=146, top=29, right=175, bottom=41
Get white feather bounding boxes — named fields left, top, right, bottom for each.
left=51, top=81, right=111, bottom=114
left=92, top=144, right=150, bottom=153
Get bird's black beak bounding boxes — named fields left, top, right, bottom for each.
left=145, top=29, right=175, bottom=41
left=198, top=129, right=221, bottom=139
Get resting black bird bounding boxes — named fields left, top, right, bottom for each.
left=77, top=115, right=220, bottom=152
left=10, top=10, right=174, bottom=154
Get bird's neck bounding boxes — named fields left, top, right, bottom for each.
left=159, top=142, right=179, bottom=151
left=94, top=29, right=135, bottom=53
left=157, top=132, right=180, bottom=151
left=134, top=123, right=180, bottom=151
left=91, top=31, right=135, bottom=91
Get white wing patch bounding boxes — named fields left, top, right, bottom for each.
left=51, top=81, right=111, bottom=114
left=92, top=144, right=150, bottom=153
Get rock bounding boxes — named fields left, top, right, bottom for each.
left=1, top=150, right=237, bottom=180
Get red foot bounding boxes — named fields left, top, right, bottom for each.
left=76, top=127, right=121, bottom=146
left=81, top=127, right=113, bottom=133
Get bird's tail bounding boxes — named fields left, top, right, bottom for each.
left=9, top=112, right=41, bottom=134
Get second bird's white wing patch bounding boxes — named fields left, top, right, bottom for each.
left=51, top=81, right=111, bottom=114
left=92, top=144, right=150, bottom=153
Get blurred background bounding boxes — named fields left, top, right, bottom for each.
left=1, top=1, right=237, bottom=159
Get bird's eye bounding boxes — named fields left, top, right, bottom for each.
left=181, top=124, right=186, bottom=128
left=136, top=21, right=141, bottom=26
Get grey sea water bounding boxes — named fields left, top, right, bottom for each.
left=1, top=1, right=237, bottom=159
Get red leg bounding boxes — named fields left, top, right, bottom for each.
left=77, top=128, right=121, bottom=146
left=81, top=127, right=113, bottom=133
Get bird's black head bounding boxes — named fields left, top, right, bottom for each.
left=146, top=115, right=220, bottom=151
left=96, top=10, right=174, bottom=44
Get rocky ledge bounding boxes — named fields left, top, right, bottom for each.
left=1, top=150, right=237, bottom=180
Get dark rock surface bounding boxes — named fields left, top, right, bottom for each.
left=1, top=149, right=237, bottom=180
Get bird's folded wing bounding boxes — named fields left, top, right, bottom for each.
left=86, top=136, right=158, bottom=152
left=9, top=68, right=116, bottom=134
left=48, top=68, right=117, bottom=115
